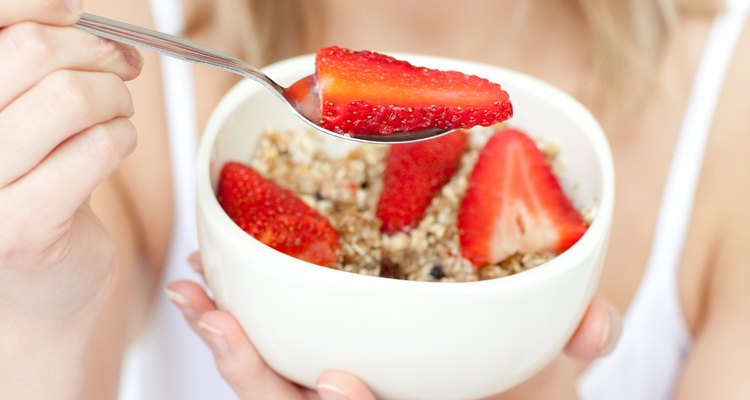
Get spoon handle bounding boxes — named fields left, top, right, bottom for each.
left=74, top=13, right=285, bottom=96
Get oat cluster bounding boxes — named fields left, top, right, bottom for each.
left=249, top=128, right=559, bottom=282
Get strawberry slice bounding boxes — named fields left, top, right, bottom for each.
left=457, top=129, right=587, bottom=267
left=377, top=131, right=469, bottom=234
left=315, top=46, right=513, bottom=135
left=218, top=162, right=341, bottom=267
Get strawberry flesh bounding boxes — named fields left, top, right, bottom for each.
left=457, top=129, right=587, bottom=267
left=316, top=46, right=513, bottom=135
left=377, top=131, right=469, bottom=234
left=218, top=161, right=341, bottom=267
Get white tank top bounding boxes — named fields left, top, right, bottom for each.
left=119, top=1, right=749, bottom=399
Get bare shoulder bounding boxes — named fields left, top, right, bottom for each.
left=707, top=9, right=750, bottom=152
left=699, top=11, right=750, bottom=226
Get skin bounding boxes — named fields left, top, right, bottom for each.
left=0, top=0, right=748, bottom=399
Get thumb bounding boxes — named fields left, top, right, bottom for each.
left=316, top=371, right=377, bottom=400
left=564, top=298, right=623, bottom=360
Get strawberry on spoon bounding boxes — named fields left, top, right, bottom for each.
left=218, top=162, right=341, bottom=267
left=312, top=46, right=513, bottom=136
left=458, top=128, right=587, bottom=267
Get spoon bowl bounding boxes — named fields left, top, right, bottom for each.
left=74, top=13, right=451, bottom=144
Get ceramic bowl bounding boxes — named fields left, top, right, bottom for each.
left=196, top=53, right=614, bottom=400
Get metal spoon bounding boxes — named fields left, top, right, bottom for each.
left=74, top=13, right=450, bottom=144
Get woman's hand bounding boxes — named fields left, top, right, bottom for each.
left=0, top=0, right=141, bottom=323
left=0, top=1, right=141, bottom=397
left=168, top=253, right=622, bottom=400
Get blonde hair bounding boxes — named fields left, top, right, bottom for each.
left=575, top=0, right=720, bottom=92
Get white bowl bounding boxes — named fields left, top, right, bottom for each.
left=196, top=53, right=614, bottom=400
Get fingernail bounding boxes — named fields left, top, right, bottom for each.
left=164, top=287, right=189, bottom=305
left=164, top=288, right=198, bottom=319
left=316, top=383, right=350, bottom=400
left=198, top=321, right=229, bottom=356
left=598, top=302, right=622, bottom=355
left=121, top=46, right=143, bottom=68
left=65, top=0, right=82, bottom=13
left=187, top=254, right=203, bottom=274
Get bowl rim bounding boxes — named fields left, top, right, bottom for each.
left=196, top=52, right=615, bottom=292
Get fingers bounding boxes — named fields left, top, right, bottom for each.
left=564, top=298, right=623, bottom=360
left=0, top=70, right=134, bottom=188
left=164, top=280, right=216, bottom=323
left=2, top=117, right=137, bottom=229
left=0, top=0, right=82, bottom=27
left=166, top=280, right=309, bottom=399
left=167, top=277, right=609, bottom=398
left=196, top=311, right=300, bottom=397
left=165, top=281, right=271, bottom=387
left=166, top=279, right=377, bottom=400
left=317, top=371, right=377, bottom=400
left=0, top=23, right=141, bottom=109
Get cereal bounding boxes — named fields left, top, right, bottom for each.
left=250, top=128, right=577, bottom=282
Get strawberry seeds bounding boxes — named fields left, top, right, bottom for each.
left=315, top=46, right=513, bottom=135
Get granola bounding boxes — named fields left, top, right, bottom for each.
left=249, top=128, right=569, bottom=282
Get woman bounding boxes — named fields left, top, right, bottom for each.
left=1, top=0, right=748, bottom=399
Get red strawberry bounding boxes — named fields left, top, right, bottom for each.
left=218, top=162, right=341, bottom=267
left=457, top=129, right=587, bottom=267
left=377, top=131, right=469, bottom=234
left=315, top=46, right=513, bottom=135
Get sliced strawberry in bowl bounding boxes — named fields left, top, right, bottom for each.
left=377, top=130, right=469, bottom=234
left=458, top=128, right=588, bottom=267
left=315, top=46, right=513, bottom=135
left=217, top=161, right=341, bottom=267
